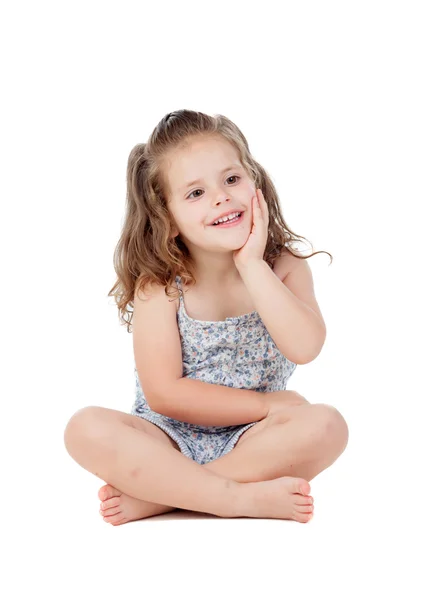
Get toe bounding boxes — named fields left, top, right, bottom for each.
left=292, top=477, right=311, bottom=496
left=284, top=477, right=311, bottom=496
left=297, top=504, right=314, bottom=513
left=98, top=484, right=113, bottom=501
left=101, top=497, right=121, bottom=511
left=109, top=519, right=126, bottom=527
left=292, top=508, right=313, bottom=523
left=301, top=481, right=311, bottom=495
left=295, top=494, right=313, bottom=505
left=102, top=506, right=121, bottom=517
left=104, top=512, right=124, bottom=525
left=99, top=484, right=121, bottom=502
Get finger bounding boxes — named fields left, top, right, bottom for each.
left=252, top=194, right=258, bottom=216
left=258, top=189, right=268, bottom=210
left=254, top=192, right=264, bottom=221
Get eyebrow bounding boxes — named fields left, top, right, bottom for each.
left=180, top=164, right=242, bottom=191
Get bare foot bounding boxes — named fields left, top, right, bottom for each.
left=233, top=476, right=315, bottom=522
left=98, top=484, right=177, bottom=526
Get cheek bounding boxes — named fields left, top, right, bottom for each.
left=241, top=179, right=253, bottom=190
left=182, top=205, right=205, bottom=227
left=243, top=181, right=256, bottom=199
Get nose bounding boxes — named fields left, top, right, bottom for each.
left=216, top=198, right=230, bottom=206
left=213, top=190, right=232, bottom=207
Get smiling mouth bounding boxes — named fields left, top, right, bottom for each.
left=210, top=211, right=245, bottom=227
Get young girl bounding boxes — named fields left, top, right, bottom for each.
left=64, top=109, right=348, bottom=525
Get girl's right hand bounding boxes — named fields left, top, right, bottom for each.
left=264, top=390, right=310, bottom=419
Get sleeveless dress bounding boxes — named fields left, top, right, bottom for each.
left=130, top=275, right=297, bottom=465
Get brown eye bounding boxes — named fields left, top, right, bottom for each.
left=186, top=175, right=240, bottom=200
left=187, top=190, right=200, bottom=199
left=188, top=189, right=203, bottom=199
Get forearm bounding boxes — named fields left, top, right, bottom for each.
left=151, top=378, right=269, bottom=427
left=237, top=260, right=325, bottom=364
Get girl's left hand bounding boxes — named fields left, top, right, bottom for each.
left=233, top=188, right=269, bottom=270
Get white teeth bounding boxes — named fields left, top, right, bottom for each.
left=212, top=211, right=241, bottom=225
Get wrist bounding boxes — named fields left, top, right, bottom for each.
left=236, top=258, right=265, bottom=271
left=258, top=392, right=272, bottom=419
left=236, top=259, right=267, bottom=281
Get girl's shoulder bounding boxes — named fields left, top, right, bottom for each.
left=272, top=248, right=301, bottom=281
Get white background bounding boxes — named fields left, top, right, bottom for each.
left=1, top=1, right=442, bottom=598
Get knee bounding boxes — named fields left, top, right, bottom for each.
left=63, top=406, right=104, bottom=454
left=314, top=404, right=349, bottom=451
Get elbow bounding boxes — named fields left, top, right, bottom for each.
left=292, top=329, right=326, bottom=365
left=148, top=396, right=165, bottom=415
left=291, top=353, right=314, bottom=366
left=149, top=391, right=173, bottom=416
left=149, top=381, right=181, bottom=417
left=295, top=350, right=320, bottom=365
left=143, top=387, right=168, bottom=415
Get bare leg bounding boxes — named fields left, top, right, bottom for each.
left=64, top=407, right=311, bottom=521
left=203, top=403, right=349, bottom=483
left=96, top=404, right=347, bottom=525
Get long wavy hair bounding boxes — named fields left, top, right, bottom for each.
left=108, top=109, right=333, bottom=332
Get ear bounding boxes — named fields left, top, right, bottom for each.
left=168, top=217, right=179, bottom=238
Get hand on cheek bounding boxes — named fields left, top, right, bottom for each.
left=233, top=188, right=269, bottom=269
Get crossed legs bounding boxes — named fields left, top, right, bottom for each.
left=87, top=402, right=348, bottom=524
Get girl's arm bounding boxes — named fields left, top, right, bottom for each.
left=237, top=259, right=326, bottom=365
left=151, top=377, right=269, bottom=427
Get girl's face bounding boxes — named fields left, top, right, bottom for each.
left=164, top=136, right=256, bottom=253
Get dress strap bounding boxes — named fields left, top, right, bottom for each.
left=175, top=275, right=184, bottom=298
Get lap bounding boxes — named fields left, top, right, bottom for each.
left=234, top=393, right=312, bottom=449
left=235, top=407, right=294, bottom=448
left=68, top=393, right=317, bottom=458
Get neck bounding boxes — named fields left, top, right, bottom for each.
left=191, top=253, right=243, bottom=288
